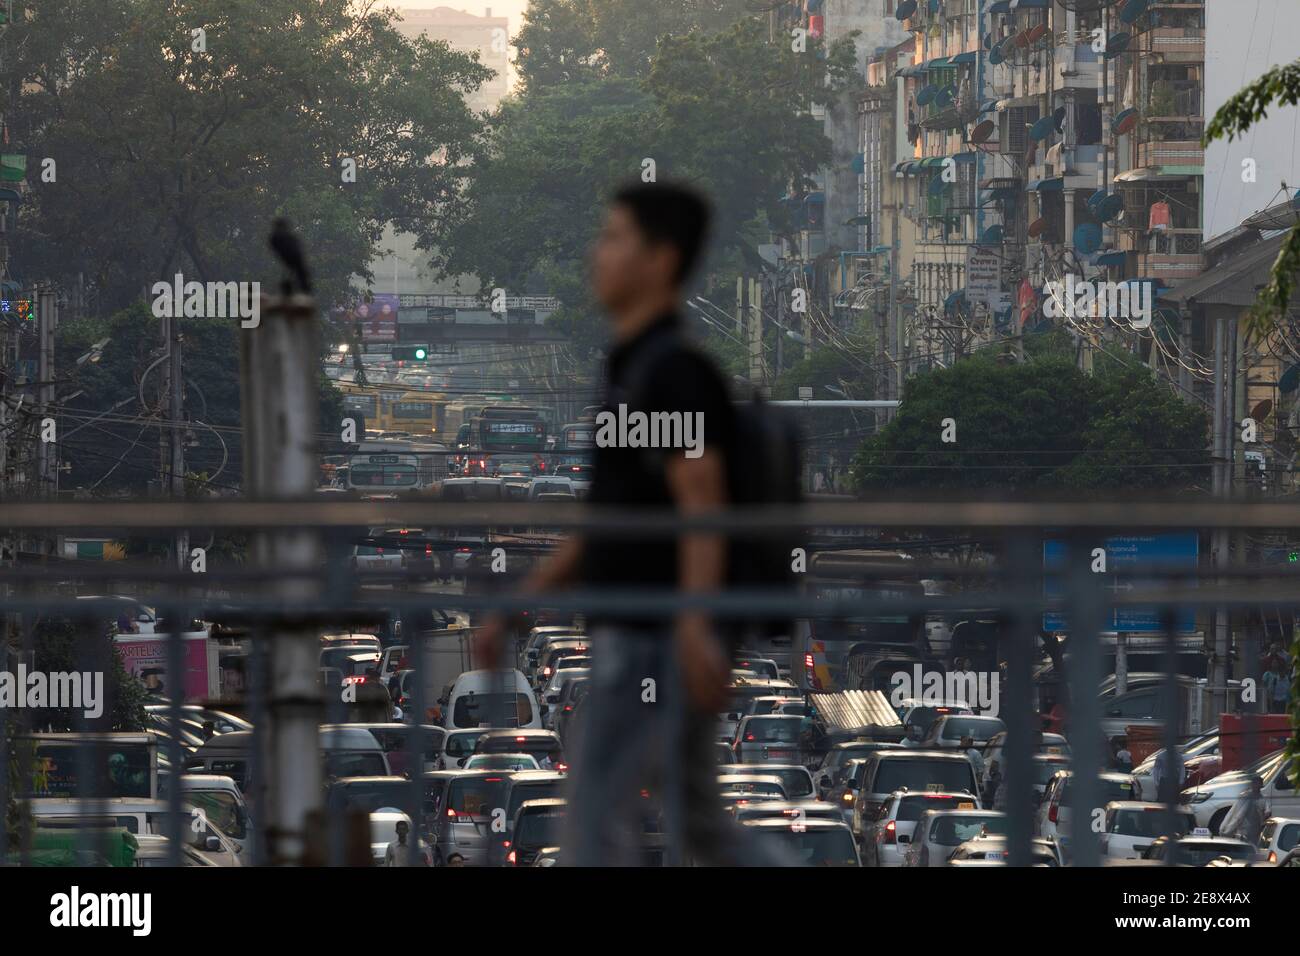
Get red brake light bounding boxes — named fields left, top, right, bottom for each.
left=447, top=808, right=457, bottom=818
left=425, top=544, right=432, bottom=555
left=1048, top=802, right=1058, bottom=823
left=515, top=736, right=526, bottom=742
left=507, top=850, right=517, bottom=866
left=883, top=820, right=896, bottom=844
left=744, top=734, right=755, bottom=742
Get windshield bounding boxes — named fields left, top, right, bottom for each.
left=1170, top=841, right=1255, bottom=865
left=742, top=718, right=801, bottom=744
left=938, top=717, right=1005, bottom=741
left=1113, top=809, right=1195, bottom=838
left=872, top=759, right=975, bottom=796
left=929, top=814, right=1007, bottom=846
left=507, top=782, right=564, bottom=823
left=515, top=810, right=566, bottom=848
left=898, top=794, right=970, bottom=821
left=452, top=693, right=533, bottom=728
left=330, top=781, right=408, bottom=813
left=446, top=777, right=508, bottom=818
left=752, top=827, right=858, bottom=867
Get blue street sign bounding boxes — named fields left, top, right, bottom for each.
left=1042, top=532, right=1198, bottom=633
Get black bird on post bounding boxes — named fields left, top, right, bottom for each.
left=268, top=217, right=312, bottom=296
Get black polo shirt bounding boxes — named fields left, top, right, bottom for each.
left=581, top=313, right=735, bottom=627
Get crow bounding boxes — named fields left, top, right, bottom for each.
left=268, top=217, right=312, bottom=295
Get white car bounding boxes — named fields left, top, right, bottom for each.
left=862, top=790, right=982, bottom=867
left=445, top=668, right=541, bottom=730
left=895, top=698, right=972, bottom=738
left=1181, top=749, right=1299, bottom=833
left=351, top=543, right=405, bottom=573
left=1035, top=770, right=1137, bottom=839
left=1099, top=801, right=1198, bottom=860
left=527, top=476, right=576, bottom=499
left=371, top=809, right=431, bottom=866
left=905, top=808, right=1005, bottom=867
left=1258, top=816, right=1300, bottom=865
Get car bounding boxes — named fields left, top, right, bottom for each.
left=350, top=723, right=446, bottom=778
left=537, top=658, right=591, bottom=704
left=497, top=770, right=568, bottom=853
left=849, top=751, right=982, bottom=841
left=1099, top=801, right=1198, bottom=860
left=980, top=731, right=1070, bottom=786
left=532, top=640, right=591, bottom=688
left=439, top=729, right=489, bottom=769
left=527, top=476, right=576, bottom=499
left=554, top=681, right=590, bottom=745
left=816, top=742, right=905, bottom=802
left=429, top=770, right=512, bottom=866
left=718, top=774, right=787, bottom=801
left=545, top=674, right=590, bottom=732
left=741, top=818, right=861, bottom=867
left=948, top=834, right=1058, bottom=866
left=1142, top=831, right=1258, bottom=866
left=507, top=798, right=567, bottom=866
left=326, top=776, right=416, bottom=818
left=919, top=714, right=1007, bottom=750
left=718, top=763, right=815, bottom=801
left=731, top=714, right=805, bottom=764
left=719, top=678, right=801, bottom=742
left=731, top=801, right=843, bottom=825
left=861, top=790, right=983, bottom=867
left=745, top=695, right=805, bottom=717
left=895, top=698, right=973, bottom=738
left=370, top=809, right=431, bottom=866
left=1258, top=816, right=1300, bottom=864
left=1279, top=846, right=1300, bottom=867
left=318, top=645, right=382, bottom=678
left=1131, top=732, right=1219, bottom=800
left=1178, top=748, right=1294, bottom=832
left=465, top=752, right=541, bottom=772
left=519, top=626, right=584, bottom=671
left=1035, top=770, right=1137, bottom=839
left=474, top=728, right=565, bottom=771
left=350, top=543, right=405, bottom=574
left=1181, top=748, right=1299, bottom=833
left=444, top=668, right=541, bottom=730
left=1029, top=754, right=1072, bottom=802
left=733, top=657, right=780, bottom=681
left=904, top=808, right=1007, bottom=867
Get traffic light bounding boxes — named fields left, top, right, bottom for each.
left=391, top=345, right=428, bottom=361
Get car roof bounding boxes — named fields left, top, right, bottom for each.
left=718, top=774, right=786, bottom=786
left=479, top=729, right=560, bottom=741
left=724, top=763, right=810, bottom=773
left=740, top=713, right=803, bottom=722
left=506, top=770, right=566, bottom=783
left=1105, top=800, right=1193, bottom=812
left=743, top=818, right=851, bottom=831
left=888, top=789, right=979, bottom=803
left=329, top=775, right=406, bottom=786
left=517, top=798, right=567, bottom=812
left=874, top=749, right=971, bottom=760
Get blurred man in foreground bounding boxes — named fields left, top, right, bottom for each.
left=477, top=181, right=777, bottom=865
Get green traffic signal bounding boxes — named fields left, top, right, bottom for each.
left=392, top=345, right=429, bottom=361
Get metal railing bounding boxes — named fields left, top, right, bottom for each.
left=1, top=498, right=1295, bottom=866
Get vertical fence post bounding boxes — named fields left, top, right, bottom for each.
left=1004, top=531, right=1037, bottom=866
left=1067, top=531, right=1105, bottom=869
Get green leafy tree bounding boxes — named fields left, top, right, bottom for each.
left=445, top=15, right=847, bottom=368
left=851, top=352, right=1209, bottom=493
left=8, top=0, right=491, bottom=313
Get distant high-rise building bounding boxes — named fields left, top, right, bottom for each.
left=393, top=6, right=511, bottom=112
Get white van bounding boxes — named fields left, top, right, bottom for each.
left=445, top=669, right=540, bottom=730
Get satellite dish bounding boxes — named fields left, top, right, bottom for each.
left=1104, top=32, right=1132, bottom=59
left=1053, top=107, right=1067, bottom=133
left=1251, top=399, right=1274, bottom=422
left=1120, top=0, right=1150, bottom=24
left=1074, top=223, right=1103, bottom=255
left=989, top=44, right=1005, bottom=66
left=1096, top=194, right=1126, bottom=223
left=1030, top=116, right=1056, bottom=141
left=1015, top=29, right=1031, bottom=48
left=917, top=85, right=937, bottom=106
left=1026, top=22, right=1049, bottom=44
left=1112, top=107, right=1140, bottom=135
left=896, top=0, right=918, bottom=19
left=935, top=85, right=956, bottom=108
left=1028, top=217, right=1047, bottom=238
left=970, top=119, right=996, bottom=144
left=1087, top=189, right=1108, bottom=211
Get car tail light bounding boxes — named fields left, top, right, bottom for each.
left=1048, top=801, right=1058, bottom=823
left=841, top=791, right=854, bottom=805
left=1269, top=850, right=1277, bottom=863
left=556, top=762, right=569, bottom=773
left=507, top=850, right=517, bottom=866
left=446, top=808, right=457, bottom=818
left=883, top=820, right=896, bottom=844
left=425, top=544, right=432, bottom=555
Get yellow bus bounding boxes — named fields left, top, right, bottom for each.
left=333, top=383, right=445, bottom=439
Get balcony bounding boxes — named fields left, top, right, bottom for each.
left=1136, top=139, right=1204, bottom=171
left=1139, top=27, right=1205, bottom=63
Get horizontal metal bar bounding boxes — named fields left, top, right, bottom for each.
left=8, top=498, right=1300, bottom=530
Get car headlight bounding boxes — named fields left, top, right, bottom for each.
left=1183, top=791, right=1211, bottom=804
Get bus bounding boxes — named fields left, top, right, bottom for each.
left=795, top=550, right=938, bottom=693
left=557, top=421, right=596, bottom=451
left=473, top=405, right=547, bottom=453
left=347, top=449, right=421, bottom=492
left=384, top=392, right=439, bottom=437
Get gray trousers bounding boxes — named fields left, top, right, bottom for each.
left=564, top=627, right=787, bottom=866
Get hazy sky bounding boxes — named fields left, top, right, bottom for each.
left=385, top=0, right=529, bottom=30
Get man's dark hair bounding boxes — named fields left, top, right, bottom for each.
left=611, top=180, right=712, bottom=284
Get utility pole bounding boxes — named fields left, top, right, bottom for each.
left=36, top=288, right=56, bottom=504
left=241, top=240, right=324, bottom=865
left=168, top=310, right=188, bottom=571
left=1210, top=313, right=1234, bottom=716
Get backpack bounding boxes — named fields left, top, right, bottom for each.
left=620, top=328, right=803, bottom=641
